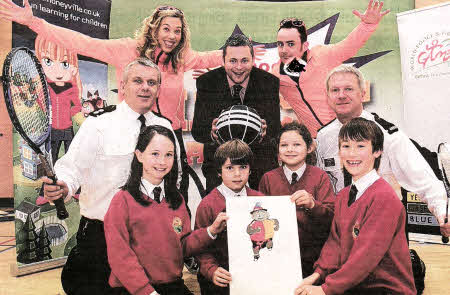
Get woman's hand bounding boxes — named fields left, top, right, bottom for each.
left=352, top=0, right=390, bottom=25
left=0, top=0, right=34, bottom=26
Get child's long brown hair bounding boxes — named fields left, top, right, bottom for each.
left=122, top=125, right=181, bottom=208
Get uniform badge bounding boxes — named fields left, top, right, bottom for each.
left=324, top=158, right=335, bottom=167
left=172, top=217, right=183, bottom=233
left=352, top=222, right=361, bottom=239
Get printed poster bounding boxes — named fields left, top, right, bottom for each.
left=227, top=196, right=302, bottom=295
left=5, top=0, right=111, bottom=269
left=398, top=2, right=450, bottom=150
left=397, top=1, right=450, bottom=235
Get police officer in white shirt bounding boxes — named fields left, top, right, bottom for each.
left=316, top=64, right=449, bottom=238
left=42, top=57, right=181, bottom=295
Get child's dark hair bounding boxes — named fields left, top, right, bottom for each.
left=278, top=121, right=315, bottom=165
left=121, top=125, right=181, bottom=209
left=338, top=117, right=384, bottom=169
left=214, top=139, right=253, bottom=174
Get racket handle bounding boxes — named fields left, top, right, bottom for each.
left=442, top=217, right=449, bottom=244
left=54, top=198, right=69, bottom=220
left=48, top=175, right=69, bottom=220
left=39, top=154, right=69, bottom=220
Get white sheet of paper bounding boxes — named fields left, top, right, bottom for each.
left=227, top=196, right=302, bottom=295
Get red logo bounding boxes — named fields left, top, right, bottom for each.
left=417, top=39, right=450, bottom=70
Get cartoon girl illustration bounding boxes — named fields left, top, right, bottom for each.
left=35, top=35, right=82, bottom=165
left=34, top=36, right=82, bottom=205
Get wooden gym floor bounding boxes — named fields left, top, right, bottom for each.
left=0, top=220, right=449, bottom=295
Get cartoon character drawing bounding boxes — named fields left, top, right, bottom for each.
left=35, top=35, right=82, bottom=164
left=81, top=90, right=108, bottom=117
left=246, top=202, right=279, bottom=261
left=34, top=35, right=82, bottom=205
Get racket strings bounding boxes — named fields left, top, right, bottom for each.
left=438, top=144, right=450, bottom=180
left=9, top=50, right=50, bottom=144
left=440, top=153, right=450, bottom=181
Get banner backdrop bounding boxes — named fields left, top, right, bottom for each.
left=3, top=0, right=415, bottom=273
left=6, top=0, right=111, bottom=271
left=397, top=2, right=450, bottom=235
left=397, top=3, right=450, bottom=150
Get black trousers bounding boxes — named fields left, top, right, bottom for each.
left=61, top=216, right=113, bottom=295
left=51, top=127, right=74, bottom=164
left=110, top=279, right=193, bottom=295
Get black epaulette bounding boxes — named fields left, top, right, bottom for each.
left=152, top=111, right=173, bottom=125
left=88, top=105, right=117, bottom=117
left=410, top=139, right=441, bottom=179
left=372, top=112, right=398, bottom=134
left=317, top=118, right=336, bottom=133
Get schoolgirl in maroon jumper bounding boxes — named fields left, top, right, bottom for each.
left=295, top=118, right=415, bottom=295
left=195, top=139, right=264, bottom=295
left=104, top=125, right=227, bottom=295
left=258, top=121, right=335, bottom=277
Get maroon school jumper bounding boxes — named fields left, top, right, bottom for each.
left=194, top=187, right=263, bottom=280
left=258, top=165, right=335, bottom=277
left=314, top=178, right=416, bottom=295
left=104, top=190, right=212, bottom=295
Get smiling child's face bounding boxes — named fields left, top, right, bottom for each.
left=279, top=130, right=310, bottom=171
left=339, top=139, right=381, bottom=181
left=136, top=133, right=174, bottom=185
left=220, top=158, right=250, bottom=193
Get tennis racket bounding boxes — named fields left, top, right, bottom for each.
left=437, top=143, right=449, bottom=243
left=2, top=47, right=69, bottom=220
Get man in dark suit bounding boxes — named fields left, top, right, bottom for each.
left=192, top=34, right=280, bottom=194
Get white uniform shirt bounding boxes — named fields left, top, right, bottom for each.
left=316, top=110, right=446, bottom=218
left=352, top=169, right=380, bottom=202
left=283, top=163, right=307, bottom=184
left=140, top=179, right=165, bottom=202
left=217, top=183, right=248, bottom=198
left=54, top=101, right=181, bottom=220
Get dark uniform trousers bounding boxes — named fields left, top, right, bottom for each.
left=61, top=216, right=113, bottom=295
left=110, top=280, right=193, bottom=295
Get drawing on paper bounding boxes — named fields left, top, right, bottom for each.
left=246, top=202, right=279, bottom=261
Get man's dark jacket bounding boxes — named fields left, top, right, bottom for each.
left=192, top=66, right=280, bottom=192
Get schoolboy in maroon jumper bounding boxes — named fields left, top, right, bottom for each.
left=104, top=125, right=227, bottom=295
left=295, top=118, right=416, bottom=295
left=258, top=122, right=334, bottom=277
left=195, top=139, right=263, bottom=295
